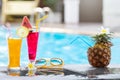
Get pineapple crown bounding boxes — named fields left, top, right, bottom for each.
left=93, top=33, right=112, bottom=44
left=93, top=27, right=112, bottom=44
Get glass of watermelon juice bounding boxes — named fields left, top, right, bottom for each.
left=27, top=29, right=39, bottom=63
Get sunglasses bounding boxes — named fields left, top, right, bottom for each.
left=35, top=58, right=64, bottom=69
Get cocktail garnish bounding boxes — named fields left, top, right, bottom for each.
left=16, top=26, right=29, bottom=38
left=21, top=16, right=32, bottom=29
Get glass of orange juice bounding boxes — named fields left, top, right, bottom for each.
left=8, top=37, right=22, bottom=71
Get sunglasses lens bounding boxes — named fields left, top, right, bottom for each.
left=50, top=58, right=63, bottom=65
left=35, top=59, right=46, bottom=66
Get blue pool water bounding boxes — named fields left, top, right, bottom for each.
left=0, top=26, right=120, bottom=66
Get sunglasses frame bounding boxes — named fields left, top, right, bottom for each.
left=35, top=58, right=64, bottom=69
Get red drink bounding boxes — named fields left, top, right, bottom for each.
left=27, top=31, right=39, bottom=62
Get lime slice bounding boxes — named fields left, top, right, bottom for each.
left=17, top=26, right=29, bottom=38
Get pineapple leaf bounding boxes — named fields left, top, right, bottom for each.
left=92, top=33, right=112, bottom=43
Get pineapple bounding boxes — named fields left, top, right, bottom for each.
left=87, top=33, right=112, bottom=67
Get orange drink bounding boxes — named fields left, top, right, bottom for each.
left=8, top=38, right=22, bottom=70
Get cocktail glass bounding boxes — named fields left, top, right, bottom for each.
left=8, top=37, right=22, bottom=71
left=27, top=29, right=39, bottom=65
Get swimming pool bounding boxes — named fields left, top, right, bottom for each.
left=0, top=27, right=120, bottom=66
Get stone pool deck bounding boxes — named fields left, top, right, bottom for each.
left=1, top=64, right=120, bottom=80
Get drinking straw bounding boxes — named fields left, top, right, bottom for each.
left=35, top=15, right=48, bottom=31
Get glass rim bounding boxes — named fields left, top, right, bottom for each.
left=29, top=28, right=39, bottom=32
left=8, top=37, right=22, bottom=39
